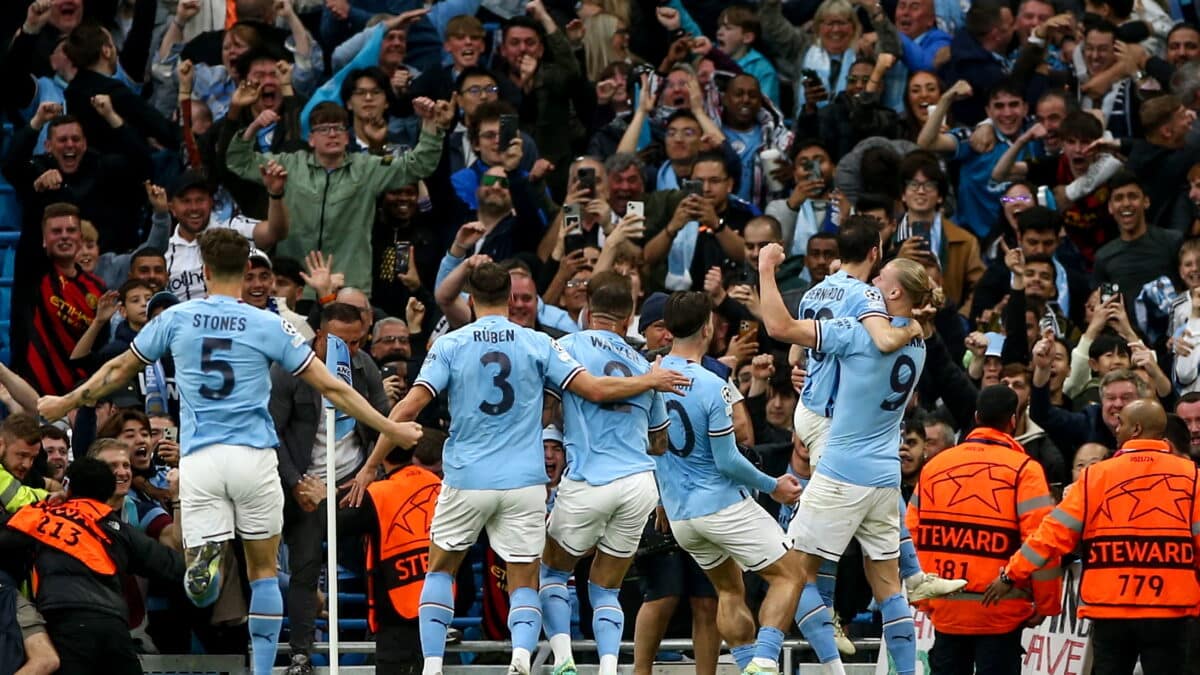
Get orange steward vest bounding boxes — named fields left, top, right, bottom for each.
left=908, top=427, right=1061, bottom=633
left=366, top=465, right=442, bottom=629
left=7, top=498, right=117, bottom=578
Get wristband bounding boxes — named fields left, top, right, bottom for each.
left=318, top=293, right=337, bottom=305
left=1027, top=33, right=1047, bottom=47
left=268, top=191, right=285, bottom=199
left=173, top=17, right=187, bottom=29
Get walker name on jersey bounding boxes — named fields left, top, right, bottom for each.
left=473, top=328, right=516, bottom=343
left=192, top=314, right=249, bottom=331
left=589, top=334, right=639, bottom=361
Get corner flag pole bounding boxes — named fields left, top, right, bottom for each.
left=323, top=334, right=355, bottom=674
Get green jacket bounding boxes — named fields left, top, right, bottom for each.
left=225, top=128, right=446, bottom=294
left=1, top=466, right=46, bottom=513
left=776, top=255, right=810, bottom=293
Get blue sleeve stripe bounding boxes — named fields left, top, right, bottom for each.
left=708, top=424, right=734, bottom=437
left=649, top=420, right=670, bottom=432
left=129, top=342, right=153, bottom=365
left=559, top=366, right=586, bottom=392
left=415, top=381, right=438, bottom=397
left=813, top=322, right=823, bottom=353
left=544, top=387, right=562, bottom=401
left=856, top=311, right=890, bottom=321
left=290, top=351, right=317, bottom=377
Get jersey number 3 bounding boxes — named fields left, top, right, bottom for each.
left=479, top=351, right=515, bottom=415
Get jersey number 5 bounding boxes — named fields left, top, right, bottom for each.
left=880, top=354, right=917, bottom=411
left=479, top=351, right=515, bottom=415
left=200, top=337, right=236, bottom=400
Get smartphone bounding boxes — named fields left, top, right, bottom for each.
left=738, top=319, right=760, bottom=343
left=499, top=114, right=519, bottom=148
left=801, top=68, right=820, bottom=85
left=577, top=167, right=596, bottom=196
left=1038, top=313, right=1059, bottom=338
left=908, top=220, right=931, bottom=247
left=681, top=178, right=703, bottom=197
left=381, top=365, right=398, bottom=380
left=163, top=426, right=178, bottom=442
left=394, top=241, right=411, bottom=277
left=625, top=200, right=644, bottom=218
left=1100, top=282, right=1120, bottom=304
left=806, top=158, right=823, bottom=182
left=740, top=260, right=759, bottom=287
left=563, top=204, right=585, bottom=253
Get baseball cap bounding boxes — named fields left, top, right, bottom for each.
left=542, top=425, right=563, bottom=445
left=984, top=332, right=1005, bottom=358
left=168, top=169, right=212, bottom=200
left=248, top=246, right=272, bottom=270
left=146, top=291, right=180, bottom=316
left=638, top=292, right=669, bottom=335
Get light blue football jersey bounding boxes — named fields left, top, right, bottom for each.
left=813, top=317, right=925, bottom=488
left=798, top=271, right=889, bottom=417
left=654, top=355, right=776, bottom=521
left=553, top=330, right=668, bottom=486
left=414, top=314, right=585, bottom=490
left=131, top=295, right=315, bottom=455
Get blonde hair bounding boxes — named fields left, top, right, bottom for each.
left=87, top=438, right=129, bottom=459
left=812, top=0, right=862, bottom=46
left=889, top=257, right=945, bottom=310
left=79, top=219, right=98, bottom=243
left=582, top=14, right=622, bottom=82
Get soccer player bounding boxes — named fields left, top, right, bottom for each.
left=539, top=271, right=670, bottom=675
left=654, top=291, right=805, bottom=675
left=37, top=229, right=424, bottom=675
left=759, top=244, right=937, bottom=675
left=356, top=262, right=688, bottom=675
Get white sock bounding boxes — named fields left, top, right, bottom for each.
left=599, top=654, right=619, bottom=675
left=423, top=657, right=444, bottom=675
left=751, top=656, right=779, bottom=668
left=549, top=633, right=573, bottom=666
left=825, top=659, right=848, bottom=675
left=512, top=647, right=532, bottom=673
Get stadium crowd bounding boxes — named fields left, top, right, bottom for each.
left=0, top=0, right=1200, bottom=672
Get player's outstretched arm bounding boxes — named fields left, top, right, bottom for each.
left=298, top=360, right=423, bottom=448
left=861, top=315, right=922, bottom=353
left=567, top=356, right=690, bottom=402
left=38, top=350, right=144, bottom=420
left=756, top=243, right=818, bottom=347
left=347, top=386, right=435, bottom=508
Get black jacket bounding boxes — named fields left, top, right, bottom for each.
left=64, top=69, right=178, bottom=156
left=269, top=345, right=390, bottom=489
left=0, top=504, right=183, bottom=623
left=1029, top=383, right=1116, bottom=456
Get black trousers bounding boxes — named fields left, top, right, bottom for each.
left=1091, top=617, right=1188, bottom=675
left=45, top=609, right=142, bottom=675
left=930, top=628, right=1023, bottom=675
left=375, top=620, right=421, bottom=674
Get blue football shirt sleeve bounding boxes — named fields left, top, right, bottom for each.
left=414, top=336, right=452, bottom=396
left=648, top=391, right=669, bottom=432
left=262, top=314, right=317, bottom=375
left=813, top=318, right=872, bottom=358
left=544, top=336, right=585, bottom=393
left=130, top=311, right=173, bottom=364
left=707, top=383, right=776, bottom=494
left=849, top=286, right=889, bottom=321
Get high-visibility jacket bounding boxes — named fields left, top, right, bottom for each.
left=1006, top=439, right=1200, bottom=619
left=365, top=465, right=442, bottom=630
left=0, top=467, right=47, bottom=514
left=7, top=498, right=117, bottom=580
left=907, top=427, right=1062, bottom=634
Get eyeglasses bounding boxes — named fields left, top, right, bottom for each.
left=481, top=174, right=510, bottom=188
left=566, top=279, right=589, bottom=289
left=1000, top=194, right=1032, bottom=204
left=478, top=130, right=500, bottom=141
left=463, top=85, right=499, bottom=97
left=376, top=335, right=409, bottom=344
left=312, top=124, right=347, bottom=136
left=353, top=87, right=384, bottom=98
left=905, top=179, right=937, bottom=193
left=666, top=127, right=699, bottom=139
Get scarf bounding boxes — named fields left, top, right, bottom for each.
left=795, top=46, right=855, bottom=111
left=1080, top=79, right=1134, bottom=137
left=657, top=163, right=698, bottom=289
left=790, top=199, right=828, bottom=257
